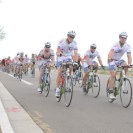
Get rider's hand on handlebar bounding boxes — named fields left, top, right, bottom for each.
left=128, top=64, right=133, bottom=68
left=101, top=65, right=105, bottom=70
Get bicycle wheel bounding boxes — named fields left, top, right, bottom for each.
left=120, top=78, right=132, bottom=108
left=78, top=71, right=83, bottom=84
left=56, top=86, right=63, bottom=102
left=106, top=78, right=114, bottom=103
left=42, top=74, right=50, bottom=97
left=73, top=74, right=77, bottom=86
left=18, top=71, right=22, bottom=81
left=64, top=76, right=73, bottom=107
left=92, top=75, right=100, bottom=98
left=86, top=75, right=93, bottom=94
left=31, top=66, right=35, bottom=77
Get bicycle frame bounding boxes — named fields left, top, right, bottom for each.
left=87, top=66, right=96, bottom=88
left=60, top=63, right=72, bottom=94
left=114, top=66, right=127, bottom=96
left=42, top=65, right=50, bottom=84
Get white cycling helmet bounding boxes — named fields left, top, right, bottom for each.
left=16, top=52, right=20, bottom=55
left=119, top=32, right=128, bottom=38
left=20, top=51, right=24, bottom=55
left=90, top=43, right=97, bottom=48
left=44, top=41, right=51, bottom=48
left=67, top=30, right=76, bottom=38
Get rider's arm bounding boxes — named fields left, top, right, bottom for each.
left=37, top=50, right=44, bottom=60
left=108, top=49, right=115, bottom=62
left=98, top=57, right=103, bottom=66
left=51, top=55, right=55, bottom=67
left=50, top=49, right=55, bottom=66
left=127, top=52, right=132, bottom=65
left=56, top=47, right=62, bottom=56
left=73, top=50, right=78, bottom=62
left=84, top=55, right=91, bottom=66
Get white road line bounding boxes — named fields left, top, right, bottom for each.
left=21, top=79, right=33, bottom=85
left=8, top=74, right=15, bottom=78
left=8, top=74, right=33, bottom=85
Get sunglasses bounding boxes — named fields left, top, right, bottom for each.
left=120, top=37, right=127, bottom=39
left=69, top=36, right=75, bottom=39
left=91, top=47, right=96, bottom=49
left=45, top=46, right=50, bottom=48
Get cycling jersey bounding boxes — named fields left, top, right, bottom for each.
left=111, top=42, right=131, bottom=61
left=38, top=48, right=55, bottom=69
left=24, top=57, right=30, bottom=64
left=83, top=50, right=100, bottom=63
left=57, top=39, right=78, bottom=63
left=83, top=50, right=101, bottom=72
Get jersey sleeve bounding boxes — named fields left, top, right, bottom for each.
left=73, top=41, right=78, bottom=50
left=96, top=51, right=101, bottom=58
left=38, top=50, right=44, bottom=56
left=126, top=44, right=131, bottom=53
left=50, top=49, right=55, bottom=56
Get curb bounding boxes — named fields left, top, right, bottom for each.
left=0, top=81, right=44, bottom=133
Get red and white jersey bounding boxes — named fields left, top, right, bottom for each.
left=5, top=59, right=12, bottom=65
left=111, top=42, right=131, bottom=61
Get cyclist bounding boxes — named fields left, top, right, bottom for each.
left=37, top=42, right=55, bottom=92
left=5, top=56, right=12, bottom=73
left=73, top=53, right=82, bottom=72
left=23, top=54, right=30, bottom=74
left=73, top=53, right=83, bottom=80
left=55, top=30, right=78, bottom=98
left=16, top=52, right=24, bottom=76
left=107, top=32, right=132, bottom=100
left=82, top=43, right=104, bottom=94
left=30, top=53, right=36, bottom=76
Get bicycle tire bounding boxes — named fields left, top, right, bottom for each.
left=64, top=76, right=73, bottom=107
left=92, top=75, right=100, bottom=98
left=73, top=76, right=77, bottom=86
left=56, top=86, right=62, bottom=102
left=42, top=74, right=51, bottom=97
left=78, top=71, right=83, bottom=84
left=120, top=78, right=132, bottom=108
left=18, top=71, right=22, bottom=81
left=31, top=66, right=35, bottom=76
left=86, top=75, right=93, bottom=94
left=106, top=78, right=114, bottom=103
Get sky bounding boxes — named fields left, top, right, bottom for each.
left=0, top=0, right=133, bottom=65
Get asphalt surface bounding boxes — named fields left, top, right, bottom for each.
left=0, top=70, right=133, bottom=133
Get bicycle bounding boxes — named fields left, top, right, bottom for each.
left=83, top=65, right=100, bottom=98
left=30, top=62, right=35, bottom=77
left=16, top=64, right=23, bottom=81
left=106, top=65, right=132, bottom=108
left=40, top=63, right=51, bottom=97
left=73, top=63, right=83, bottom=86
left=56, top=62, right=73, bottom=107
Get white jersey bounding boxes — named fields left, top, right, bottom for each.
left=57, top=39, right=78, bottom=62
left=14, top=55, right=19, bottom=64
left=84, top=50, right=100, bottom=62
left=112, top=42, right=131, bottom=61
left=38, top=48, right=54, bottom=67
left=24, top=57, right=29, bottom=64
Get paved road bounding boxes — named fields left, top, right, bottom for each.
left=0, top=70, right=133, bottom=133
